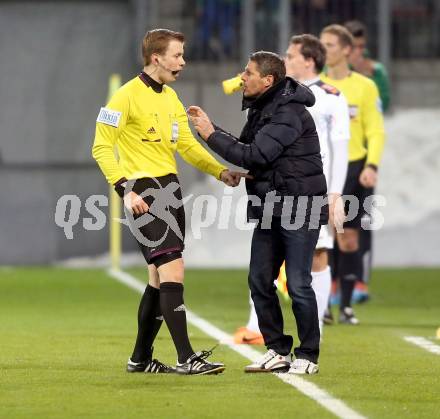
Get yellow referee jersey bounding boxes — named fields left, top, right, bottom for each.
left=92, top=74, right=226, bottom=185
left=320, top=71, right=385, bottom=166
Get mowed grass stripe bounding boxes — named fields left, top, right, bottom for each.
left=112, top=268, right=367, bottom=419
left=128, top=267, right=440, bottom=419
left=2, top=267, right=440, bottom=419
left=0, top=267, right=335, bottom=419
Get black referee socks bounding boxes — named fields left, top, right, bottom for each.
left=339, top=250, right=361, bottom=309
left=160, top=282, right=194, bottom=364
left=131, top=284, right=163, bottom=363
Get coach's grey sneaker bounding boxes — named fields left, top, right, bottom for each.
left=244, top=349, right=292, bottom=373
left=339, top=307, right=360, bottom=325
left=288, top=358, right=319, bottom=375
left=127, top=358, right=175, bottom=373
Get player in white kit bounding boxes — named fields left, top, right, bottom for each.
left=234, top=34, right=349, bottom=344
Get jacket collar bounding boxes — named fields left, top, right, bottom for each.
left=139, top=71, right=164, bottom=93
left=241, top=78, right=287, bottom=111
left=242, top=77, right=297, bottom=110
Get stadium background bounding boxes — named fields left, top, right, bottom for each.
left=1, top=0, right=439, bottom=267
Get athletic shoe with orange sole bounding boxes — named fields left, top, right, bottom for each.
left=352, top=281, right=370, bottom=304
left=233, top=327, right=264, bottom=345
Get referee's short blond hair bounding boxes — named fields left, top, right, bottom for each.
left=321, top=24, right=354, bottom=49
left=142, top=29, right=185, bottom=66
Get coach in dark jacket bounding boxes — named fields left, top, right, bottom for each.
left=189, top=51, right=327, bottom=373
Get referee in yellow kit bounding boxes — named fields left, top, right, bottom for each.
left=92, top=29, right=245, bottom=375
left=320, top=25, right=385, bottom=325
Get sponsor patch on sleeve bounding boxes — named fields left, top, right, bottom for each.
left=96, top=107, right=122, bottom=128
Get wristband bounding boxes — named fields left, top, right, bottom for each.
left=114, top=177, right=128, bottom=198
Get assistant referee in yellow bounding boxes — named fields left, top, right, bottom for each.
left=320, top=24, right=385, bottom=325
left=92, top=29, right=244, bottom=375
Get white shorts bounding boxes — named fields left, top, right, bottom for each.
left=316, top=224, right=333, bottom=250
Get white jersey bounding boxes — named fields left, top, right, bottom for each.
left=304, top=78, right=350, bottom=194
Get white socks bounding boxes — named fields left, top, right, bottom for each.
left=246, top=293, right=261, bottom=333
left=311, top=266, right=332, bottom=336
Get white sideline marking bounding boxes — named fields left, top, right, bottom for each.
left=108, top=268, right=366, bottom=419
left=404, top=336, right=440, bottom=355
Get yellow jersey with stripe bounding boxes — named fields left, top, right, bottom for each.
left=320, top=71, right=385, bottom=166
left=92, top=74, right=226, bottom=185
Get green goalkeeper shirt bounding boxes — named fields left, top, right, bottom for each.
left=371, top=62, right=390, bottom=112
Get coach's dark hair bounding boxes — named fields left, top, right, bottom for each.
left=344, top=20, right=367, bottom=39
left=142, top=29, right=184, bottom=66
left=249, top=51, right=286, bottom=84
left=321, top=24, right=354, bottom=49
left=289, top=34, right=327, bottom=73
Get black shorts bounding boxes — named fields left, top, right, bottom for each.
left=124, top=174, right=185, bottom=265
left=342, top=159, right=367, bottom=228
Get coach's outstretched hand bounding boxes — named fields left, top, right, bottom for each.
left=187, top=106, right=215, bottom=140
left=188, top=106, right=252, bottom=187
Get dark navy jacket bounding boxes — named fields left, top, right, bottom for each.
left=207, top=77, right=328, bottom=225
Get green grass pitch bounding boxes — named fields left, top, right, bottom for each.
left=1, top=267, right=439, bottom=418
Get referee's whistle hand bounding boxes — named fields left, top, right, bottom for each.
left=123, top=191, right=150, bottom=215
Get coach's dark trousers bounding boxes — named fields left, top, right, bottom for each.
left=248, top=217, right=320, bottom=363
